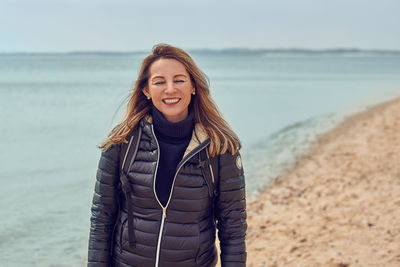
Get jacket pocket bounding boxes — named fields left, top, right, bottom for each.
left=195, top=222, right=218, bottom=266
left=119, top=217, right=128, bottom=253
left=194, top=224, right=201, bottom=265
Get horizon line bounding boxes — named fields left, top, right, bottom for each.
left=1, top=47, right=400, bottom=55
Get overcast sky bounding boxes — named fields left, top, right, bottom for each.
left=1, top=0, right=399, bottom=52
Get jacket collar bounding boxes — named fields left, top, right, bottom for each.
left=183, top=123, right=209, bottom=158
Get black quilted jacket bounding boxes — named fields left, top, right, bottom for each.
left=88, top=117, right=247, bottom=267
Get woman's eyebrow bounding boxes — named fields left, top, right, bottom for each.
left=151, top=75, right=164, bottom=80
left=151, top=74, right=187, bottom=80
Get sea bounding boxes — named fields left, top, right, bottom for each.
left=1, top=50, right=400, bottom=266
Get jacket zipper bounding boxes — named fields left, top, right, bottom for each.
left=151, top=124, right=210, bottom=267
left=154, top=207, right=166, bottom=267
left=151, top=124, right=165, bottom=267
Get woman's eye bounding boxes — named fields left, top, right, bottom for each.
left=175, top=80, right=184, bottom=83
left=154, top=81, right=165, bottom=85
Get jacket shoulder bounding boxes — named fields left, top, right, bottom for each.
left=218, top=150, right=244, bottom=179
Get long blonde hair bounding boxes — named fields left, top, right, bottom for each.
left=99, top=43, right=241, bottom=156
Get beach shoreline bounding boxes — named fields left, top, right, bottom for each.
left=245, top=96, right=400, bottom=266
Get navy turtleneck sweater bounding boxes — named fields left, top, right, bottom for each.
left=152, top=105, right=194, bottom=207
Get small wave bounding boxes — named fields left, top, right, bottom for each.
left=244, top=113, right=340, bottom=200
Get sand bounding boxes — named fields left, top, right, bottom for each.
left=245, top=97, right=400, bottom=267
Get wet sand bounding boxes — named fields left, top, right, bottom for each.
left=245, top=97, right=400, bottom=266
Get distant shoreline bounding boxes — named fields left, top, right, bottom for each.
left=1, top=48, right=400, bottom=56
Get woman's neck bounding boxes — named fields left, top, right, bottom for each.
left=152, top=105, right=194, bottom=141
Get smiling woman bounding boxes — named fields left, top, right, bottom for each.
left=143, top=58, right=195, bottom=123
left=87, top=44, right=247, bottom=267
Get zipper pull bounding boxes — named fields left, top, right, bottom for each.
left=162, top=207, right=166, bottom=219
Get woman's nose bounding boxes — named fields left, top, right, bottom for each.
left=165, top=81, right=176, bottom=93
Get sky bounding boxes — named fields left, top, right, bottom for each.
left=1, top=0, right=399, bottom=53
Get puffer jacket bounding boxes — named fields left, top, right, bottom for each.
left=88, top=117, right=247, bottom=267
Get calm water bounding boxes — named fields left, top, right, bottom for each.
left=1, top=52, right=399, bottom=266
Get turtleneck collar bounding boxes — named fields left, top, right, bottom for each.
left=152, top=105, right=194, bottom=141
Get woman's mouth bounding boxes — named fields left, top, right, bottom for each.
left=163, top=98, right=180, bottom=105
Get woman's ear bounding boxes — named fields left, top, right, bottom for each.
left=142, top=88, right=150, bottom=100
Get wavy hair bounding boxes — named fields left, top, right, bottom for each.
left=99, top=43, right=241, bottom=156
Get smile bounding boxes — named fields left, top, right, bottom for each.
left=163, top=98, right=180, bottom=104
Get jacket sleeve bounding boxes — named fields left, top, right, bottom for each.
left=215, top=151, right=247, bottom=267
left=87, top=143, right=121, bottom=267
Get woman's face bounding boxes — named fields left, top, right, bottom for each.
left=143, top=58, right=195, bottom=123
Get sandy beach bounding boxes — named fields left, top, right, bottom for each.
left=245, top=97, right=400, bottom=266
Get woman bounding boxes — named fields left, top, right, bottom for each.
left=88, top=44, right=247, bottom=267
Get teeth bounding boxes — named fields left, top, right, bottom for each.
left=164, top=98, right=179, bottom=104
